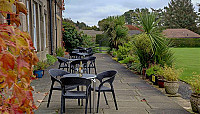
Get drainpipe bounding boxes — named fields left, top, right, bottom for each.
left=49, top=0, right=53, bottom=55
left=7, top=14, right=10, bottom=25
left=55, top=0, right=57, bottom=50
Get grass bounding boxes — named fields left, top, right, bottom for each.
left=171, top=48, right=200, bottom=83
left=95, top=47, right=109, bottom=53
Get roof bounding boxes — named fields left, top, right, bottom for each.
left=128, top=30, right=142, bottom=36
left=162, top=29, right=200, bottom=38
left=125, top=25, right=143, bottom=31
left=79, top=30, right=103, bottom=37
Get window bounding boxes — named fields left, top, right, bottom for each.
left=26, top=0, right=30, bottom=32
left=33, top=2, right=37, bottom=50
left=44, top=13, right=47, bottom=48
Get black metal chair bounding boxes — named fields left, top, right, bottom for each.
left=60, top=77, right=92, bottom=114
left=93, top=70, right=118, bottom=113
left=69, top=52, right=80, bottom=59
left=57, top=57, right=69, bottom=71
left=70, top=59, right=88, bottom=73
left=47, top=69, right=77, bottom=108
left=85, top=56, right=97, bottom=74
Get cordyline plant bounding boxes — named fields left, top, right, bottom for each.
left=0, top=0, right=39, bottom=113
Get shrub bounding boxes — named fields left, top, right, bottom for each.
left=56, top=47, right=66, bottom=57
left=158, top=66, right=182, bottom=81
left=46, top=54, right=57, bottom=65
left=96, top=34, right=109, bottom=46
left=169, top=38, right=200, bottom=47
left=189, top=74, right=200, bottom=94
left=119, top=56, right=135, bottom=64
left=116, top=42, right=133, bottom=60
left=62, top=21, right=83, bottom=52
left=146, top=64, right=162, bottom=76
left=81, top=34, right=96, bottom=48
left=33, top=61, right=49, bottom=70
left=133, top=33, right=153, bottom=68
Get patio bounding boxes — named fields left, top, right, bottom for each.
left=32, top=53, right=190, bottom=114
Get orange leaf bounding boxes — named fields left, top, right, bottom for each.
left=0, top=52, right=15, bottom=70
left=16, top=2, right=27, bottom=15
left=5, top=70, right=17, bottom=88
left=0, top=1, right=13, bottom=17
left=13, top=84, right=25, bottom=105
left=10, top=14, right=21, bottom=27
left=0, top=38, right=6, bottom=53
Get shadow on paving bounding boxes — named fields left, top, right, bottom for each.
left=33, top=53, right=190, bottom=114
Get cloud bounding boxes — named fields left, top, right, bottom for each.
left=64, top=0, right=199, bottom=26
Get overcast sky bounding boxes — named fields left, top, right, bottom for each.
left=63, top=0, right=199, bottom=26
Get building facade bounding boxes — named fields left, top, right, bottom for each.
left=0, top=0, right=63, bottom=60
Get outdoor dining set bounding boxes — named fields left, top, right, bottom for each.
left=47, top=47, right=118, bottom=114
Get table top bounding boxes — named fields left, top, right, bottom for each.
left=63, top=73, right=96, bottom=79
left=77, top=53, right=89, bottom=56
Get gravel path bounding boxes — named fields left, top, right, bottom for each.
left=178, top=81, right=193, bottom=100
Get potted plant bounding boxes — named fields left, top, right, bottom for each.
left=157, top=75, right=166, bottom=88
left=189, top=74, right=200, bottom=113
left=33, top=61, right=48, bottom=78
left=160, top=66, right=181, bottom=95
left=146, top=64, right=161, bottom=84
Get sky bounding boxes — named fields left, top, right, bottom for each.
left=63, top=0, right=200, bottom=26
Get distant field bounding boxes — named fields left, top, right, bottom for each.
left=171, top=48, right=200, bottom=83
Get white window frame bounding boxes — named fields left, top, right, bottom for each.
left=33, top=2, right=37, bottom=51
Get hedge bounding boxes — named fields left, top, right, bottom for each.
left=96, top=34, right=109, bottom=46
left=168, top=38, right=200, bottom=47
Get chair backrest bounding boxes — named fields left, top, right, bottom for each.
left=87, top=48, right=93, bottom=54
left=96, top=70, right=117, bottom=82
left=70, top=59, right=88, bottom=66
left=84, top=56, right=96, bottom=62
left=49, top=69, right=70, bottom=78
left=60, top=77, right=91, bottom=87
left=57, top=56, right=68, bottom=63
left=77, top=47, right=84, bottom=49
left=69, top=53, right=80, bottom=59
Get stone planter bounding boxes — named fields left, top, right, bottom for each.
left=164, top=81, right=179, bottom=95
left=190, top=93, right=200, bottom=113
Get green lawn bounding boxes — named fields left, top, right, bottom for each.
left=171, top=48, right=200, bottom=83
left=95, top=47, right=109, bottom=53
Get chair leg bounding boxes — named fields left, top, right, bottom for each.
left=96, top=91, right=101, bottom=113
left=103, top=92, right=108, bottom=105
left=58, top=63, right=61, bottom=69
left=61, top=95, right=64, bottom=114
left=77, top=86, right=80, bottom=106
left=89, top=92, right=91, bottom=113
left=111, top=90, right=118, bottom=110
left=85, top=98, right=88, bottom=114
left=94, top=64, right=97, bottom=75
left=47, top=83, right=54, bottom=107
left=89, top=67, right=91, bottom=74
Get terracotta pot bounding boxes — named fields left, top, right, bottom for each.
left=190, top=93, right=200, bottom=113
left=164, top=81, right=179, bottom=95
left=158, top=79, right=165, bottom=88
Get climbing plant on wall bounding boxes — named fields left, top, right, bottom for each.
left=0, top=0, right=39, bottom=113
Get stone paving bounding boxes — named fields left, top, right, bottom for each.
left=32, top=53, right=191, bottom=114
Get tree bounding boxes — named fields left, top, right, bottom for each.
left=164, top=0, right=198, bottom=32
left=62, top=21, right=83, bottom=52
left=98, top=16, right=128, bottom=49
left=134, top=12, right=174, bottom=69
left=123, top=8, right=151, bottom=26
